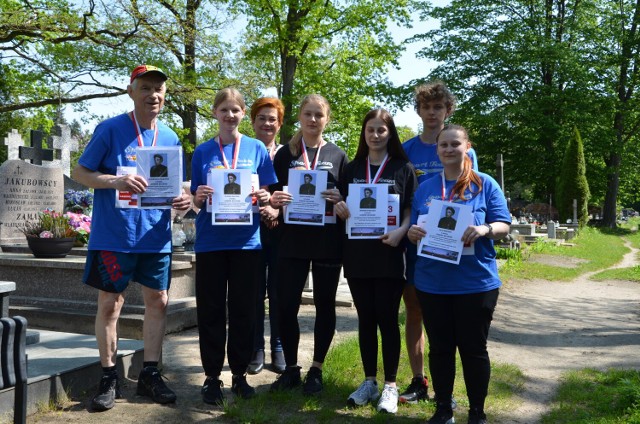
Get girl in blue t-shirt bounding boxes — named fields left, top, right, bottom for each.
left=190, top=88, right=277, bottom=406
left=407, top=124, right=510, bottom=424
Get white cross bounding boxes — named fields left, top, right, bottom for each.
left=3, top=129, right=23, bottom=160
left=48, top=124, right=79, bottom=176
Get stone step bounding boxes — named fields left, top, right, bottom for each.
left=0, top=329, right=143, bottom=419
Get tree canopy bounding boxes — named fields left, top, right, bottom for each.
left=412, top=0, right=640, bottom=226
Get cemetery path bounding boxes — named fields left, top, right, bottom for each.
left=29, top=239, right=640, bottom=423
left=489, top=239, right=640, bottom=423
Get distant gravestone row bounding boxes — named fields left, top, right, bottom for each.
left=0, top=126, right=81, bottom=245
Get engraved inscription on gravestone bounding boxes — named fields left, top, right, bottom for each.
left=0, top=160, right=64, bottom=244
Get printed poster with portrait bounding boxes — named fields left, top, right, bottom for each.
left=136, top=146, right=183, bottom=209
left=284, top=169, right=328, bottom=226
left=346, top=184, right=388, bottom=239
left=417, top=199, right=473, bottom=264
left=207, top=168, right=253, bottom=225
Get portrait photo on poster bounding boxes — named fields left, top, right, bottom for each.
left=359, top=186, right=377, bottom=209
left=224, top=172, right=242, bottom=195
left=149, top=153, right=168, bottom=178
left=438, top=205, right=459, bottom=230
left=298, top=172, right=316, bottom=195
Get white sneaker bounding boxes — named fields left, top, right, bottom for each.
left=376, top=384, right=399, bottom=414
left=347, top=379, right=379, bottom=407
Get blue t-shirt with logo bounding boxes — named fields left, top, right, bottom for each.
left=190, top=135, right=277, bottom=252
left=79, top=113, right=180, bottom=253
left=410, top=171, right=510, bottom=294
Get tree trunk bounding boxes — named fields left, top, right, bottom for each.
left=279, top=53, right=298, bottom=144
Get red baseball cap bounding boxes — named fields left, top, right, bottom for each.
left=130, top=65, right=168, bottom=84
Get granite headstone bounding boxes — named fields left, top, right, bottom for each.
left=0, top=160, right=64, bottom=244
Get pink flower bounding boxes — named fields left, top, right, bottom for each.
left=39, top=230, right=54, bottom=238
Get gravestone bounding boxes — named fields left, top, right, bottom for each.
left=0, top=130, right=66, bottom=244
left=547, top=221, right=556, bottom=239
left=0, top=161, right=64, bottom=244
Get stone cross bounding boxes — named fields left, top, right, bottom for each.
left=3, top=129, right=23, bottom=160
left=18, top=130, right=54, bottom=165
left=48, top=124, right=78, bottom=176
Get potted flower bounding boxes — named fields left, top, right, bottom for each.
left=21, top=209, right=77, bottom=258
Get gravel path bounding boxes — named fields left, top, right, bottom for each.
left=489, top=240, right=640, bottom=423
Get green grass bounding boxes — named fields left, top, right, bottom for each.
left=589, top=219, right=640, bottom=282
left=591, top=266, right=640, bottom=283
left=224, top=322, right=525, bottom=422
left=542, top=369, right=640, bottom=424
left=499, top=227, right=630, bottom=282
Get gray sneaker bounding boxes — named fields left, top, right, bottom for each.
left=347, top=379, right=379, bottom=407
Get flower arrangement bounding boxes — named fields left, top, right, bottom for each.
left=63, top=189, right=93, bottom=245
left=64, top=189, right=94, bottom=214
left=22, top=209, right=76, bottom=239
left=21, top=209, right=92, bottom=244
left=66, top=211, right=91, bottom=245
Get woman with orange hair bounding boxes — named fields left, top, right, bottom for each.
left=247, top=97, right=286, bottom=374
left=407, top=125, right=510, bottom=424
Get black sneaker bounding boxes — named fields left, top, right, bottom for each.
left=399, top=376, right=429, bottom=404
left=202, top=377, right=225, bottom=406
left=91, top=373, right=121, bottom=411
left=271, top=350, right=286, bottom=374
left=302, top=366, right=323, bottom=396
left=231, top=374, right=256, bottom=399
left=247, top=350, right=265, bottom=375
left=467, top=408, right=487, bottom=424
left=270, top=366, right=302, bottom=391
left=428, top=402, right=455, bottom=424
left=136, top=366, right=177, bottom=404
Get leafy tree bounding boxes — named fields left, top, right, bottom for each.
left=0, top=0, right=139, bottom=114
left=397, top=125, right=417, bottom=144
left=411, top=0, right=600, bottom=196
left=557, top=127, right=590, bottom=227
left=594, top=0, right=640, bottom=227
left=232, top=0, right=413, bottom=150
left=411, top=0, right=640, bottom=228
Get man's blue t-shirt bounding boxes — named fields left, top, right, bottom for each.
left=79, top=113, right=180, bottom=253
left=190, top=135, right=277, bottom=252
left=402, top=135, right=479, bottom=184
left=410, top=172, right=511, bottom=294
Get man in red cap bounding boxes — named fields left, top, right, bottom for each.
left=72, top=64, right=191, bottom=411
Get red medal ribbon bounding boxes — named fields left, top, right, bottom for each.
left=301, top=138, right=322, bottom=170
left=441, top=171, right=457, bottom=202
left=217, top=134, right=242, bottom=169
left=131, top=111, right=158, bottom=147
left=366, top=154, right=390, bottom=184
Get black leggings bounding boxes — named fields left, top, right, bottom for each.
left=277, top=257, right=341, bottom=366
left=196, top=250, right=261, bottom=377
left=416, top=288, right=499, bottom=410
left=348, top=278, right=404, bottom=382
